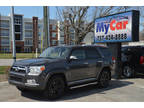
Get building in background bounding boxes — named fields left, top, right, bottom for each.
left=0, top=15, right=10, bottom=53
left=0, top=14, right=75, bottom=53
left=58, top=21, right=75, bottom=46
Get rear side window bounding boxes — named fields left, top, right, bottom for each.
left=85, top=47, right=101, bottom=59
left=99, top=47, right=112, bottom=58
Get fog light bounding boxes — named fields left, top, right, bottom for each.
left=27, top=79, right=36, bottom=84
left=25, top=79, right=39, bottom=86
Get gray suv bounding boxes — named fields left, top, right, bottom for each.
left=9, top=45, right=113, bottom=99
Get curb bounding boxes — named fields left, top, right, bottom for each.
left=0, top=81, right=9, bottom=86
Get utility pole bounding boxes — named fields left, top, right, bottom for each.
left=108, top=9, right=128, bottom=79
left=11, top=6, right=16, bottom=63
left=41, top=25, right=43, bottom=53
left=47, top=7, right=50, bottom=47
left=115, top=7, right=128, bottom=79
left=43, top=6, right=50, bottom=50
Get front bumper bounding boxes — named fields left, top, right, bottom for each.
left=8, top=71, right=46, bottom=90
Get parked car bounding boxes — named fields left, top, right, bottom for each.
left=121, top=46, right=144, bottom=78
left=9, top=45, right=114, bottom=100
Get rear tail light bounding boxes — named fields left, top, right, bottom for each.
left=112, top=57, right=116, bottom=63
left=140, top=56, right=144, bottom=64
left=112, top=56, right=115, bottom=61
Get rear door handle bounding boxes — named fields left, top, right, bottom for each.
left=83, top=62, right=88, bottom=65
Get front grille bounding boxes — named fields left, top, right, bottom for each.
left=10, top=76, right=23, bottom=82
left=11, top=66, right=27, bottom=74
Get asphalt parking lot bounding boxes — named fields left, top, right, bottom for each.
left=0, top=74, right=144, bottom=102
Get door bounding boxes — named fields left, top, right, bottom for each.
left=85, top=47, right=103, bottom=78
left=68, top=48, right=89, bottom=81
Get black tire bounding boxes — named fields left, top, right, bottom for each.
left=43, top=76, right=65, bottom=100
left=122, top=65, right=135, bottom=78
left=98, top=70, right=111, bottom=88
left=16, top=86, right=27, bottom=92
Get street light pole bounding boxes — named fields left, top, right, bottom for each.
left=43, top=6, right=50, bottom=50
left=47, top=6, right=50, bottom=47
left=11, top=6, right=16, bottom=63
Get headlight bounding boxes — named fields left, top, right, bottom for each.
left=28, top=66, right=45, bottom=76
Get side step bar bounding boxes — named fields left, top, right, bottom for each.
left=70, top=82, right=98, bottom=89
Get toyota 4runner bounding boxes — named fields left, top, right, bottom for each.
left=9, top=45, right=113, bottom=100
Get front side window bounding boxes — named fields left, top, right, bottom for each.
left=71, top=49, right=86, bottom=60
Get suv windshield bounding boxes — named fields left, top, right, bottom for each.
left=39, top=47, right=70, bottom=59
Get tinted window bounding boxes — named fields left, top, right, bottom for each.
left=39, top=47, right=70, bottom=59
left=86, top=48, right=101, bottom=59
left=99, top=47, right=112, bottom=58
left=71, top=49, right=86, bottom=60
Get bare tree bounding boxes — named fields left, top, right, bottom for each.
left=56, top=6, right=132, bottom=45
left=56, top=7, right=71, bottom=45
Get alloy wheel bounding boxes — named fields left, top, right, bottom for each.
left=99, top=71, right=110, bottom=88
left=123, top=66, right=133, bottom=78
left=44, top=76, right=65, bottom=100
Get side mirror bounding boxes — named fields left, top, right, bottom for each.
left=69, top=56, right=78, bottom=60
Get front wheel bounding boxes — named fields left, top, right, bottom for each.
left=16, top=86, right=27, bottom=92
left=98, top=70, right=111, bottom=88
left=43, top=76, right=65, bottom=100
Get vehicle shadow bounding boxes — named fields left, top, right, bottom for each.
left=21, top=79, right=133, bottom=101
left=121, top=73, right=144, bottom=79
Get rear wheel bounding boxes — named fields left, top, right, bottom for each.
left=123, top=65, right=135, bottom=78
left=98, top=70, right=111, bottom=88
left=43, top=76, right=65, bottom=100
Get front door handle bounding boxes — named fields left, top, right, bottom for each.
left=96, top=61, right=103, bottom=66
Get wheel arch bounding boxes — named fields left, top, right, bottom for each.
left=97, top=66, right=111, bottom=80
left=44, top=71, right=68, bottom=89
